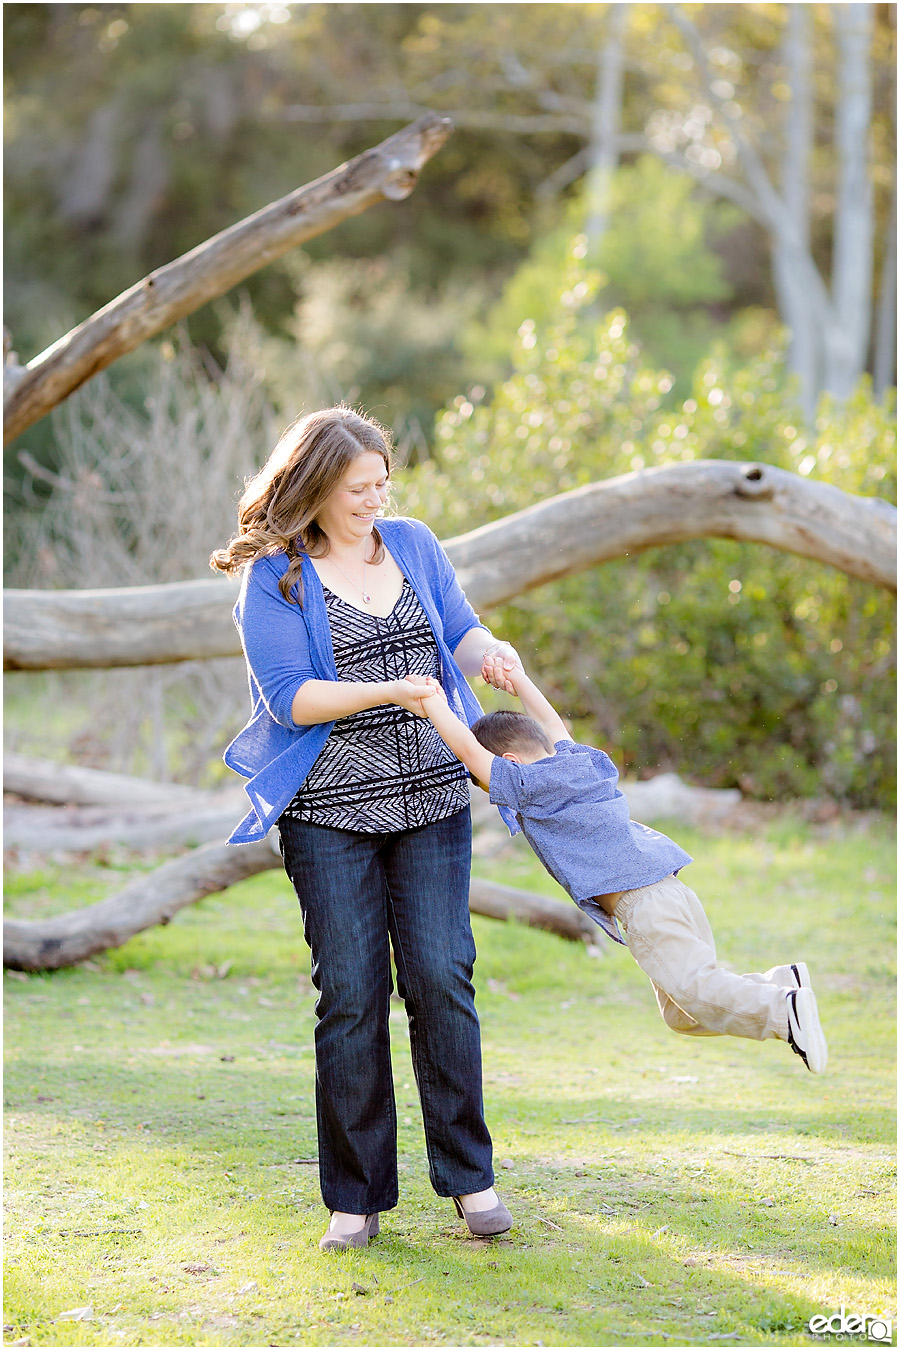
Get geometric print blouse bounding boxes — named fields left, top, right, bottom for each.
left=279, top=578, right=470, bottom=832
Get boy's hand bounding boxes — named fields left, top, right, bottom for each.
left=389, top=677, right=436, bottom=716
left=402, top=673, right=446, bottom=715
left=424, top=675, right=448, bottom=704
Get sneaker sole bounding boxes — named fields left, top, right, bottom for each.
left=794, top=988, right=828, bottom=1073
left=791, top=962, right=811, bottom=989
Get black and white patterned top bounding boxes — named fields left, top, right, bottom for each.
left=280, top=579, right=470, bottom=832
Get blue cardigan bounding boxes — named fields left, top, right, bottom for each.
left=224, top=516, right=492, bottom=845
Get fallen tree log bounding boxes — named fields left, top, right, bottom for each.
left=3, top=751, right=201, bottom=806
left=4, top=753, right=743, bottom=854
left=3, top=798, right=246, bottom=855
left=468, top=877, right=597, bottom=944
left=5, top=460, right=895, bottom=670
left=3, top=838, right=596, bottom=971
left=4, top=577, right=240, bottom=671
left=618, top=772, right=742, bottom=824
left=3, top=112, right=452, bottom=444
left=3, top=838, right=278, bottom=971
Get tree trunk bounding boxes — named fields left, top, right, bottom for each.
left=4, top=758, right=743, bottom=853
left=665, top=4, right=877, bottom=410
left=773, top=4, right=819, bottom=420
left=872, top=174, right=897, bottom=397
left=824, top=3, right=875, bottom=397
left=2, top=839, right=597, bottom=971
left=5, top=460, right=894, bottom=671
left=4, top=576, right=240, bottom=670
left=585, top=4, right=627, bottom=248
left=2, top=113, right=453, bottom=444
left=468, top=878, right=598, bottom=945
left=3, top=839, right=279, bottom=971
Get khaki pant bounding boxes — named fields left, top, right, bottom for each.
left=615, top=874, right=790, bottom=1042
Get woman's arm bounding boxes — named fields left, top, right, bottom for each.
left=239, top=556, right=437, bottom=729
left=291, top=677, right=439, bottom=727
left=414, top=521, right=520, bottom=693
left=452, top=627, right=521, bottom=694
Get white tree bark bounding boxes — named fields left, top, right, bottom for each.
left=259, top=13, right=890, bottom=409
left=772, top=4, right=819, bottom=420
left=3, top=113, right=453, bottom=444
left=3, top=751, right=200, bottom=806
left=4, top=460, right=894, bottom=672
left=585, top=4, right=627, bottom=248
left=662, top=5, right=884, bottom=412
left=3, top=798, right=248, bottom=855
left=873, top=178, right=897, bottom=397
left=825, top=3, right=875, bottom=397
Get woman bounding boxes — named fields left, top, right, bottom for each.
left=211, top=406, right=520, bottom=1251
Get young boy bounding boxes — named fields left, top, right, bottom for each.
left=411, top=669, right=828, bottom=1073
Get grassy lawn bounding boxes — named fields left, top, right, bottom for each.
left=3, top=815, right=895, bottom=1348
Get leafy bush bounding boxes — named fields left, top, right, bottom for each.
left=461, top=156, right=741, bottom=394
left=399, top=244, right=896, bottom=807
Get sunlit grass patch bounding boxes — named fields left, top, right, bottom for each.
left=4, top=816, right=895, bottom=1346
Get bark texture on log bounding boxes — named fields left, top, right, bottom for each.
left=5, top=460, right=895, bottom=670
left=3, top=799, right=246, bottom=855
left=4, top=761, right=742, bottom=854
left=448, top=459, right=896, bottom=605
left=3, top=839, right=596, bottom=971
left=4, top=751, right=201, bottom=806
left=468, top=877, right=598, bottom=944
left=3, top=839, right=279, bottom=971
left=3, top=113, right=452, bottom=444
left=4, top=577, right=240, bottom=671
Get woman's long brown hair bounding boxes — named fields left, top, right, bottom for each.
left=210, top=406, right=394, bottom=604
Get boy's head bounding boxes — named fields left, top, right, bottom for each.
left=470, top=710, right=556, bottom=772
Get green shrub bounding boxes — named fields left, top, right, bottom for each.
left=461, top=156, right=741, bottom=393
left=399, top=246, right=896, bottom=807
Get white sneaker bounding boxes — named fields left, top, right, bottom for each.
left=767, top=962, right=811, bottom=989
left=786, top=987, right=828, bottom=1073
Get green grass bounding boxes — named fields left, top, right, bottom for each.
left=3, top=816, right=896, bottom=1347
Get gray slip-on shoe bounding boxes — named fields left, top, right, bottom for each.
left=319, top=1212, right=380, bottom=1252
left=452, top=1195, right=512, bottom=1236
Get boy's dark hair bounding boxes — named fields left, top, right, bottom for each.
left=470, top=710, right=555, bottom=757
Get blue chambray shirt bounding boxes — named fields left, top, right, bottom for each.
left=488, top=739, right=693, bottom=944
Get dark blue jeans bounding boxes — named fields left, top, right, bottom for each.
left=278, top=806, right=494, bottom=1213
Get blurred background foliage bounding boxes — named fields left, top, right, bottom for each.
left=400, top=246, right=895, bottom=807
left=3, top=2, right=896, bottom=807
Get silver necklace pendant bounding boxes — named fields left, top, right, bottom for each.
left=330, top=551, right=371, bottom=604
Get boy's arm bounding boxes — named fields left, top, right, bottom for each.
left=408, top=677, right=497, bottom=786
left=507, top=667, right=570, bottom=745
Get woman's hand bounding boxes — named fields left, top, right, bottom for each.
left=388, top=677, right=439, bottom=716
left=480, top=640, right=521, bottom=695
left=404, top=673, right=448, bottom=712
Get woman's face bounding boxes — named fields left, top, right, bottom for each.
left=315, top=451, right=390, bottom=544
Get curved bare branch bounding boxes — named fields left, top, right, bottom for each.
left=3, top=113, right=453, bottom=444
